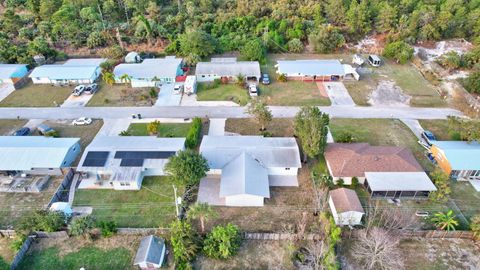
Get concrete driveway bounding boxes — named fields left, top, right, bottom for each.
left=208, top=118, right=226, bottom=136
left=0, top=83, right=15, bottom=102
left=323, top=82, right=355, bottom=106
left=155, top=84, right=182, bottom=106
left=61, top=93, right=94, bottom=107
left=400, top=119, right=424, bottom=139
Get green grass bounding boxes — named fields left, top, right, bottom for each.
left=17, top=246, right=132, bottom=270
left=225, top=118, right=295, bottom=137
left=260, top=81, right=331, bottom=106
left=450, top=181, right=480, bottom=224
left=0, top=82, right=71, bottom=107
left=127, top=122, right=192, bottom=137
left=73, top=176, right=178, bottom=228
left=87, top=81, right=155, bottom=107
left=329, top=118, right=433, bottom=171
left=0, top=119, right=28, bottom=135
left=418, top=119, right=461, bottom=141
left=196, top=82, right=250, bottom=105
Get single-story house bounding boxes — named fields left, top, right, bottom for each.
left=77, top=136, right=185, bottom=190
left=29, top=58, right=106, bottom=85
left=324, top=143, right=424, bottom=185
left=113, top=56, right=183, bottom=87
left=198, top=136, right=302, bottom=207
left=275, top=59, right=359, bottom=81
left=328, top=188, right=364, bottom=226
left=430, top=141, right=480, bottom=180
left=0, top=64, right=29, bottom=88
left=0, top=136, right=80, bottom=176
left=134, top=235, right=166, bottom=270
left=365, top=172, right=437, bottom=199
left=195, top=58, right=261, bottom=83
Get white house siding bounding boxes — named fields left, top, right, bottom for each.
left=328, top=197, right=363, bottom=226
left=225, top=194, right=264, bottom=207
left=268, top=167, right=298, bottom=176
left=112, top=180, right=141, bottom=190
left=130, top=79, right=157, bottom=88
left=0, top=78, right=14, bottom=84
left=196, top=74, right=221, bottom=82
left=24, top=168, right=63, bottom=176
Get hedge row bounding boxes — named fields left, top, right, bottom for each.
left=185, top=117, right=202, bottom=149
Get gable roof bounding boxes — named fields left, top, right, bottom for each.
left=0, top=64, right=27, bottom=79
left=134, top=235, right=165, bottom=266
left=0, top=136, right=80, bottom=170
left=62, top=58, right=106, bottom=66
left=195, top=61, right=261, bottom=77
left=329, top=188, right=364, bottom=213
left=276, top=60, right=345, bottom=76
left=365, top=172, right=437, bottom=192
left=432, top=141, right=480, bottom=170
left=113, top=57, right=182, bottom=79
left=325, top=143, right=423, bottom=177
left=200, top=136, right=301, bottom=169
left=219, top=152, right=270, bottom=197
left=29, top=65, right=99, bottom=80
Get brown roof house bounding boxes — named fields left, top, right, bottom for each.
left=328, top=188, right=365, bottom=226
left=325, top=143, right=437, bottom=199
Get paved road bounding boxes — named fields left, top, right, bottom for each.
left=0, top=106, right=463, bottom=120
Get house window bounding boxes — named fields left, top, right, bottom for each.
left=285, top=168, right=290, bottom=171
left=202, top=75, right=205, bottom=78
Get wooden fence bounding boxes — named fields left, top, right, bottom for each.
left=343, top=229, right=476, bottom=240
left=0, top=229, right=16, bottom=238
left=9, top=236, right=34, bottom=270
left=46, top=169, right=75, bottom=208
left=117, top=227, right=170, bottom=235
left=242, top=232, right=323, bottom=241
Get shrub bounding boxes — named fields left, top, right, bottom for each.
left=10, top=234, right=27, bottom=252
left=351, top=177, right=359, bottom=188
left=18, top=210, right=65, bottom=233
left=69, top=216, right=95, bottom=237
left=336, top=131, right=356, bottom=143
left=44, top=130, right=59, bottom=138
left=185, top=118, right=202, bottom=149
left=97, top=221, right=117, bottom=237
left=287, top=38, right=304, bottom=53
left=463, top=71, right=480, bottom=94
left=147, top=120, right=161, bottom=135
left=277, top=73, right=287, bottom=82
left=336, top=178, right=344, bottom=187
left=260, top=130, right=272, bottom=137
left=203, top=223, right=241, bottom=259
left=383, top=41, right=414, bottom=64
left=149, top=88, right=158, bottom=98
left=118, top=130, right=131, bottom=136
left=87, top=31, right=106, bottom=48
left=100, top=59, right=116, bottom=72
left=170, top=220, right=200, bottom=266
left=470, top=215, right=480, bottom=239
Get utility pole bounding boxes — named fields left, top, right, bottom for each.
left=173, top=184, right=180, bottom=219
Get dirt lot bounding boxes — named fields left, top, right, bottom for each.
left=0, top=176, right=63, bottom=229
left=0, top=237, right=15, bottom=265
left=0, top=119, right=28, bottom=135
left=87, top=81, right=156, bottom=106
left=368, top=80, right=411, bottom=106
left=225, top=118, right=295, bottom=137
left=339, top=237, right=480, bottom=270
left=194, top=240, right=295, bottom=270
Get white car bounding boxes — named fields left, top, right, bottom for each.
left=72, top=117, right=92, bottom=126
left=248, top=84, right=258, bottom=97
left=73, top=85, right=86, bottom=96
left=173, top=84, right=183, bottom=95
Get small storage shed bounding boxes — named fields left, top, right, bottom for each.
left=0, top=64, right=29, bottom=86
left=328, top=188, right=364, bottom=226
left=134, top=235, right=166, bottom=269
left=125, top=52, right=142, bottom=63
left=49, top=202, right=73, bottom=216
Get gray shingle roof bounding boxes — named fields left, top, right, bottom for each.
left=195, top=61, right=261, bottom=77
left=365, top=172, right=437, bottom=192
left=113, top=58, right=182, bottom=79
left=276, top=59, right=345, bottom=76
left=134, top=235, right=165, bottom=266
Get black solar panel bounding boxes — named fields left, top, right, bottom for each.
left=82, top=151, right=109, bottom=167
left=114, top=151, right=176, bottom=159
left=120, top=159, right=145, bottom=167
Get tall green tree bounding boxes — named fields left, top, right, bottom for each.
left=294, top=106, right=329, bottom=160
left=187, top=202, right=218, bottom=234
left=383, top=41, right=414, bottom=64
left=431, top=210, right=459, bottom=231
left=178, top=29, right=217, bottom=57
left=346, top=0, right=371, bottom=38
left=169, top=220, right=200, bottom=267
left=240, top=39, right=265, bottom=63
left=376, top=2, right=398, bottom=33
left=308, top=25, right=345, bottom=53
left=164, top=150, right=209, bottom=186
left=245, top=98, right=272, bottom=131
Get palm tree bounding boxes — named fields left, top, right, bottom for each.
left=431, top=210, right=459, bottom=231
left=119, top=73, right=131, bottom=85
left=102, top=71, right=115, bottom=86
left=187, top=202, right=218, bottom=234
left=137, top=15, right=154, bottom=46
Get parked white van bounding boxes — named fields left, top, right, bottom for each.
left=368, top=55, right=382, bottom=67
left=184, top=75, right=197, bottom=95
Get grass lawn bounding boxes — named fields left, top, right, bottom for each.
left=0, top=237, right=15, bottom=267
left=0, top=119, right=28, bottom=135
left=73, top=176, right=178, bottom=228
left=0, top=177, right=63, bottom=229
left=127, top=122, right=191, bottom=137
left=40, top=120, right=103, bottom=166
left=261, top=81, right=331, bottom=106
left=419, top=119, right=461, bottom=141
left=225, top=118, right=294, bottom=137
left=196, top=82, right=250, bottom=105
left=329, top=118, right=434, bottom=171
left=87, top=81, right=156, bottom=106
left=450, top=181, right=480, bottom=224
left=0, top=82, right=71, bottom=107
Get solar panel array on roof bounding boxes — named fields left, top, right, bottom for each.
left=82, top=151, right=109, bottom=167
left=115, top=151, right=176, bottom=167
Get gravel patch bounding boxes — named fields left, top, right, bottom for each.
left=368, top=80, right=411, bottom=106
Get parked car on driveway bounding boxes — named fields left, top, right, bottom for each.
left=37, top=124, right=54, bottom=135
left=84, top=83, right=98, bottom=94
left=73, top=85, right=86, bottom=96
left=421, top=130, right=437, bottom=145
left=72, top=117, right=92, bottom=126
left=261, top=73, right=270, bottom=85
left=248, top=84, right=258, bottom=97
left=13, top=127, right=30, bottom=136
left=173, top=84, right=183, bottom=95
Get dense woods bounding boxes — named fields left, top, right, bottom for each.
left=0, top=0, right=479, bottom=65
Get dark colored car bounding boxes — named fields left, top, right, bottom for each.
left=37, top=124, right=54, bottom=135
left=85, top=83, right=99, bottom=94
left=13, top=127, right=30, bottom=136
left=421, top=130, right=437, bottom=145
left=261, top=73, right=270, bottom=85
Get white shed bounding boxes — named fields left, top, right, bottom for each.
left=125, top=52, right=141, bottom=63
left=49, top=202, right=73, bottom=216
left=328, top=188, right=364, bottom=226
left=134, top=235, right=166, bottom=269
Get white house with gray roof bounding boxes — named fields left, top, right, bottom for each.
left=195, top=58, right=261, bottom=83
left=198, top=136, right=302, bottom=207
left=113, top=56, right=183, bottom=87
left=276, top=59, right=359, bottom=81
left=0, top=136, right=80, bottom=176
left=77, top=136, right=185, bottom=190
left=29, top=58, right=105, bottom=85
